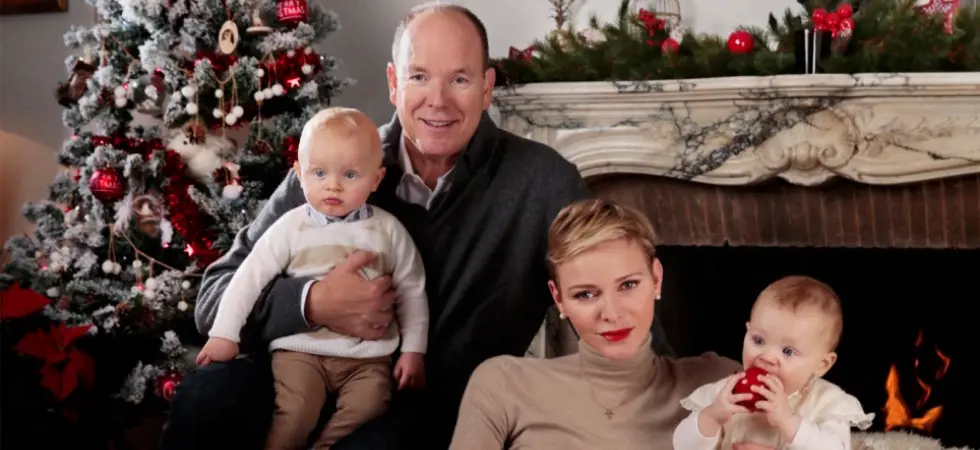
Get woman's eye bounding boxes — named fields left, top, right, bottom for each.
left=572, top=291, right=596, bottom=300
left=620, top=280, right=638, bottom=290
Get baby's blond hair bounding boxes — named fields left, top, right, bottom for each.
left=546, top=198, right=658, bottom=282
left=754, top=275, right=844, bottom=350
left=297, top=107, right=381, bottom=166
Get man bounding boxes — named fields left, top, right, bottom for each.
left=160, top=4, right=674, bottom=449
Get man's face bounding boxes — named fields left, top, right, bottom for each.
left=386, top=11, right=495, bottom=158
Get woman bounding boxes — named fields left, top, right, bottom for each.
left=449, top=199, right=741, bottom=449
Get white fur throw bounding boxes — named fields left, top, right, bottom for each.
left=852, top=431, right=976, bottom=450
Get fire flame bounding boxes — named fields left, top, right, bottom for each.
left=883, top=329, right=952, bottom=433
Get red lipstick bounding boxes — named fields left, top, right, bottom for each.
left=600, top=327, right=633, bottom=342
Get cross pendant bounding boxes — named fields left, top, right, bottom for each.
left=604, top=409, right=614, bottom=419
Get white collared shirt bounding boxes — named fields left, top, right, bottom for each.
left=395, top=134, right=454, bottom=211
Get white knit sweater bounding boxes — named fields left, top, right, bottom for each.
left=208, top=204, right=429, bottom=358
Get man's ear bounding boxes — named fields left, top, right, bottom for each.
left=387, top=63, right=398, bottom=106
left=482, top=66, right=496, bottom=110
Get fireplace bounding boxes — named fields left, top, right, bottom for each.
left=497, top=72, right=980, bottom=448
left=594, top=174, right=980, bottom=448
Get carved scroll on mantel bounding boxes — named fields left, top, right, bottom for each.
left=493, top=73, right=980, bottom=187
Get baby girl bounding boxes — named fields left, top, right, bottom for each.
left=673, top=275, right=874, bottom=449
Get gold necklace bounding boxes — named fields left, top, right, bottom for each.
left=578, top=357, right=642, bottom=419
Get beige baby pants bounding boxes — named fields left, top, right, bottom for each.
left=264, top=350, right=391, bottom=450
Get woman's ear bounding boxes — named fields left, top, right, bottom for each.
left=651, top=257, right=664, bottom=290
left=548, top=279, right=562, bottom=311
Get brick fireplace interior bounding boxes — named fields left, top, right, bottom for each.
left=592, top=174, right=980, bottom=448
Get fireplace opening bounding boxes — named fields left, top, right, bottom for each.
left=586, top=173, right=980, bottom=447
left=655, top=245, right=979, bottom=448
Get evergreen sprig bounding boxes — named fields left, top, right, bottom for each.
left=493, top=0, right=980, bottom=86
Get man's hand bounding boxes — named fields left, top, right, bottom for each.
left=304, top=250, right=396, bottom=340
left=753, top=374, right=802, bottom=442
left=393, top=352, right=425, bottom=390
left=196, top=337, right=239, bottom=366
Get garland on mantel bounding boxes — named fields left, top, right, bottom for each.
left=492, top=0, right=980, bottom=87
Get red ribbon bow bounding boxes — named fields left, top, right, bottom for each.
left=811, top=4, right=855, bottom=38
left=508, top=46, right=534, bottom=61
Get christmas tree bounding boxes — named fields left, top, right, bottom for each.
left=0, top=0, right=348, bottom=447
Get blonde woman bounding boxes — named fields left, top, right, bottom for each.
left=449, top=199, right=741, bottom=449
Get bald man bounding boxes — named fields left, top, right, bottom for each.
left=160, top=4, right=675, bottom=450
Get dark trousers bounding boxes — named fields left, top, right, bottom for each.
left=158, top=355, right=401, bottom=450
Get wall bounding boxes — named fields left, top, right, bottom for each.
left=0, top=4, right=94, bottom=258
left=0, top=0, right=798, bottom=255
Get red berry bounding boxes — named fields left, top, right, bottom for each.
left=661, top=38, right=680, bottom=54
left=732, top=366, right=769, bottom=412
left=836, top=3, right=853, bottom=19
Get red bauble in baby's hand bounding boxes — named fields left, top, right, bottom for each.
left=732, top=366, right=769, bottom=412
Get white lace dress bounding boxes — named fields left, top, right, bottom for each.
left=673, top=377, right=875, bottom=450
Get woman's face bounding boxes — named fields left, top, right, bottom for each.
left=548, top=238, right=663, bottom=360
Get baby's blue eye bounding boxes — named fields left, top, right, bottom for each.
left=314, top=169, right=325, bottom=178
left=344, top=171, right=357, bottom=179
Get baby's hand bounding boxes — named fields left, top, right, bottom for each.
left=752, top=374, right=801, bottom=440
left=703, top=373, right=754, bottom=427
left=393, top=352, right=425, bottom=390
left=196, top=337, right=239, bottom=366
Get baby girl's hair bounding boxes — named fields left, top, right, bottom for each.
left=546, top=198, right=658, bottom=281
left=297, top=107, right=381, bottom=166
left=755, top=275, right=843, bottom=350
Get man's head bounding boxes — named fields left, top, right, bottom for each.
left=294, top=107, right=385, bottom=217
left=545, top=199, right=664, bottom=360
left=742, top=275, right=843, bottom=394
left=387, top=3, right=495, bottom=160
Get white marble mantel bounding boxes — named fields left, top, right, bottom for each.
left=493, top=73, right=980, bottom=188
left=500, top=72, right=980, bottom=359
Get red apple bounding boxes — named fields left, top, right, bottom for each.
left=732, top=366, right=769, bottom=412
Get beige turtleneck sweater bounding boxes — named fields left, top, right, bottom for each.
left=449, top=334, right=741, bottom=449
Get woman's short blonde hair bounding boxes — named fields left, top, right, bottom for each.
left=546, top=198, right=659, bottom=280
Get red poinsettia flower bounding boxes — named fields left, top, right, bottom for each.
left=0, top=282, right=50, bottom=319
left=15, top=323, right=95, bottom=400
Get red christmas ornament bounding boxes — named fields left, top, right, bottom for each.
left=155, top=371, right=184, bottom=402
left=824, top=12, right=841, bottom=30
left=732, top=366, right=769, bottom=412
left=89, top=168, right=126, bottom=203
left=282, top=135, right=299, bottom=165
left=276, top=0, right=308, bottom=26
left=661, top=38, right=680, bottom=54
left=726, top=30, right=755, bottom=54
left=811, top=8, right=828, bottom=31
